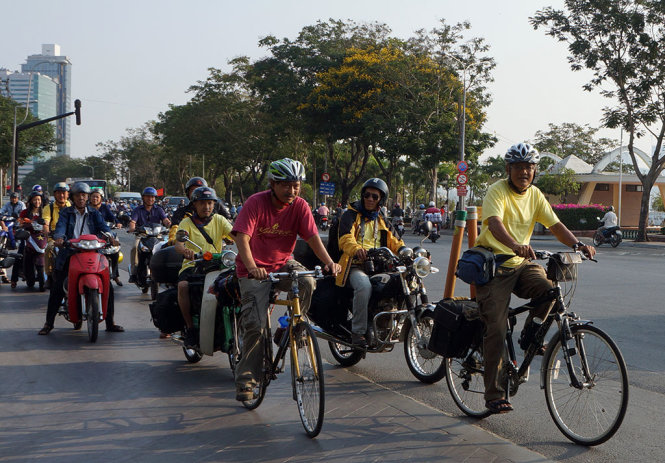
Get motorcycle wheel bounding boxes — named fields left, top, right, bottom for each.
left=610, top=234, right=621, bottom=248
left=403, top=315, right=446, bottom=384
left=85, top=288, right=100, bottom=343
left=328, top=341, right=363, bottom=367
left=429, top=235, right=439, bottom=243
left=593, top=232, right=603, bottom=247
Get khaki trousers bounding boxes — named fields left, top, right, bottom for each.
left=475, top=260, right=554, bottom=402
left=235, top=260, right=315, bottom=390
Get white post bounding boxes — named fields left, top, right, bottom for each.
left=618, top=130, right=623, bottom=227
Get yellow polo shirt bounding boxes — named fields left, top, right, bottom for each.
left=42, top=200, right=71, bottom=233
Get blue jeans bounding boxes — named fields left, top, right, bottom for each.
left=349, top=267, right=372, bottom=335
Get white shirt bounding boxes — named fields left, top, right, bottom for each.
left=73, top=208, right=92, bottom=239
left=601, top=211, right=618, bottom=228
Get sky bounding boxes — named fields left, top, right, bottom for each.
left=1, top=0, right=636, bottom=163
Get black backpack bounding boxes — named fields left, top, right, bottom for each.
left=148, top=288, right=184, bottom=334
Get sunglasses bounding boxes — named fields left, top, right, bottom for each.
left=363, top=192, right=380, bottom=200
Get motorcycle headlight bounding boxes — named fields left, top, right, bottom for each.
left=222, top=250, right=237, bottom=268
left=413, top=256, right=432, bottom=278
left=76, top=239, right=104, bottom=250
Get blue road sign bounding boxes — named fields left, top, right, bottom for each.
left=319, top=181, right=335, bottom=195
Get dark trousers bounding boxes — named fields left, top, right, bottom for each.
left=45, top=265, right=115, bottom=329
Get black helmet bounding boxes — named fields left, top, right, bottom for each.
left=70, top=182, right=91, bottom=195
left=10, top=192, right=19, bottom=199
left=28, top=191, right=42, bottom=202
left=361, top=178, right=388, bottom=206
left=190, top=186, right=218, bottom=202
left=185, top=177, right=208, bottom=192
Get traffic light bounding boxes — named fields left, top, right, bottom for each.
left=74, top=99, right=81, bottom=125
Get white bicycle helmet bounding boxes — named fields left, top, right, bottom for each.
left=428, top=201, right=435, bottom=207
left=505, top=143, right=540, bottom=164
left=268, top=158, right=306, bottom=182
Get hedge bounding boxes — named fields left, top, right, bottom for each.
left=551, top=204, right=607, bottom=230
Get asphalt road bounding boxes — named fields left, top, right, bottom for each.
left=1, top=227, right=663, bottom=462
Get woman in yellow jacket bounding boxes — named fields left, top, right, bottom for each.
left=334, top=178, right=404, bottom=347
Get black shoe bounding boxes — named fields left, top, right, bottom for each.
left=106, top=324, right=125, bottom=332
left=128, top=275, right=137, bottom=284
left=184, top=328, right=198, bottom=349
left=351, top=333, right=367, bottom=349
left=113, top=277, right=123, bottom=287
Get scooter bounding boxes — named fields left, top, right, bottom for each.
left=0, top=223, right=22, bottom=283
left=593, top=218, right=622, bottom=247
left=391, top=216, right=405, bottom=239
left=319, top=215, right=329, bottom=231
left=129, top=223, right=168, bottom=295
left=19, top=218, right=48, bottom=291
left=57, top=233, right=114, bottom=342
left=149, top=229, right=240, bottom=364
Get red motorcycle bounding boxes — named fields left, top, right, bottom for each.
left=57, top=234, right=112, bottom=342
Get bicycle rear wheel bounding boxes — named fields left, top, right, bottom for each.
left=445, top=348, right=491, bottom=418
left=291, top=322, right=325, bottom=437
left=544, top=324, right=629, bottom=446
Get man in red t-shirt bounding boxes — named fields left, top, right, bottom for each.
left=231, top=158, right=341, bottom=402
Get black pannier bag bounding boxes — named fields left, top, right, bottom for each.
left=148, top=287, right=184, bottom=334
left=150, top=245, right=184, bottom=284
left=427, top=298, right=483, bottom=358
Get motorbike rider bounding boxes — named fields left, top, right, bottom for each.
left=232, top=158, right=340, bottom=402
left=38, top=182, right=123, bottom=335
left=390, top=202, right=404, bottom=219
left=425, top=201, right=443, bottom=227
left=474, top=143, right=595, bottom=414
left=10, top=191, right=46, bottom=289
left=412, top=204, right=426, bottom=232
left=0, top=192, right=26, bottom=249
left=89, top=188, right=123, bottom=286
left=174, top=186, right=234, bottom=348
left=127, top=187, right=171, bottom=283
left=335, top=178, right=405, bottom=348
left=167, top=177, right=231, bottom=244
left=42, top=183, right=71, bottom=289
left=598, top=206, right=618, bottom=237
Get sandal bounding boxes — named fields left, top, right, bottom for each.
left=38, top=324, right=53, bottom=336
left=486, top=399, right=513, bottom=414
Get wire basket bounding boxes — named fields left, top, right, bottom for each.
left=546, top=252, right=582, bottom=282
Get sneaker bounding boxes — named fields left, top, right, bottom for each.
left=236, top=385, right=256, bottom=402
left=184, top=328, right=198, bottom=349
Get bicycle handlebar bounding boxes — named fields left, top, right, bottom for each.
left=533, top=249, right=597, bottom=263
left=263, top=266, right=324, bottom=283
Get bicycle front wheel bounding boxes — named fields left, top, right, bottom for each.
left=445, top=348, right=491, bottom=418
left=544, top=324, right=629, bottom=446
left=291, top=322, right=325, bottom=437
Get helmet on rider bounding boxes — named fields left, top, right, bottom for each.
left=504, top=143, right=540, bottom=164
left=70, top=182, right=91, bottom=195
left=10, top=192, right=19, bottom=199
left=185, top=177, right=208, bottom=197
left=142, top=187, right=158, bottom=197
left=267, top=158, right=306, bottom=182
left=53, top=182, right=69, bottom=192
left=32, top=184, right=43, bottom=192
left=90, top=187, right=104, bottom=197
left=28, top=191, right=42, bottom=202
left=190, top=186, right=218, bottom=202
left=608, top=206, right=615, bottom=212
left=419, top=204, right=425, bottom=210
left=361, top=178, right=389, bottom=206
left=428, top=201, right=435, bottom=207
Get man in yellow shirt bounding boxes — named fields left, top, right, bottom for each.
left=42, top=182, right=71, bottom=289
left=474, top=143, right=595, bottom=414
left=174, top=186, right=233, bottom=348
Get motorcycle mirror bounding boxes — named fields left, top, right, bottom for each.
left=176, top=230, right=189, bottom=242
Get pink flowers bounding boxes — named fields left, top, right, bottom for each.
left=552, top=203, right=605, bottom=211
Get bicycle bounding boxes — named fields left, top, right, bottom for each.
left=444, top=250, right=629, bottom=446
left=230, top=266, right=326, bottom=438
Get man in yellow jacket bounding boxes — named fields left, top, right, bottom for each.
left=42, top=182, right=71, bottom=289
left=335, top=178, right=404, bottom=347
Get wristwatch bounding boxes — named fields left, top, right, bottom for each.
left=572, top=241, right=585, bottom=249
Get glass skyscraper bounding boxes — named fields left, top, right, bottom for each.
left=21, top=44, right=72, bottom=157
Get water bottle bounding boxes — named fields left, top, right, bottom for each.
left=519, top=317, right=542, bottom=350
left=274, top=315, right=289, bottom=346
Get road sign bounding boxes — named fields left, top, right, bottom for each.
left=457, top=160, right=469, bottom=173
left=321, top=172, right=330, bottom=182
left=319, top=181, right=335, bottom=196
left=456, top=173, right=468, bottom=185
left=456, top=185, right=468, bottom=197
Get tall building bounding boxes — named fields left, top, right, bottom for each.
left=0, top=69, right=58, bottom=182
left=21, top=44, right=72, bottom=157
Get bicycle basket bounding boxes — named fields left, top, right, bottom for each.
left=546, top=252, right=581, bottom=282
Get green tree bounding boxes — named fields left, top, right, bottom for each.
left=0, top=95, right=56, bottom=180
left=535, top=168, right=581, bottom=203
left=533, top=122, right=616, bottom=165
left=652, top=193, right=664, bottom=212
left=532, top=0, right=665, bottom=241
